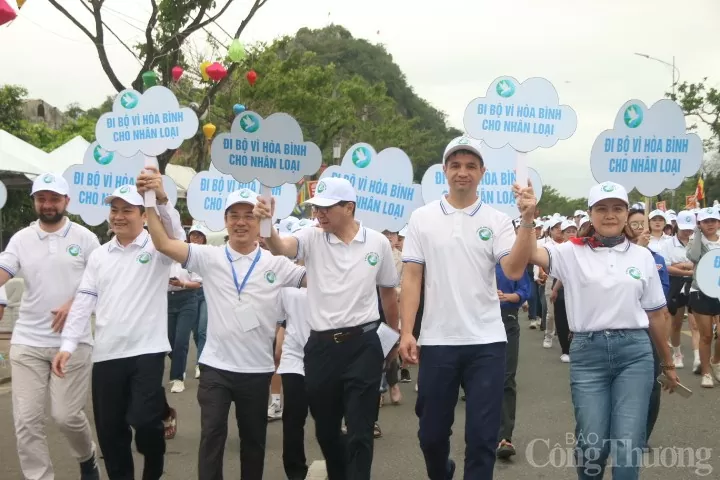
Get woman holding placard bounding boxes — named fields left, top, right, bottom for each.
left=528, top=181, right=679, bottom=480
left=659, top=212, right=700, bottom=373
left=686, top=208, right=720, bottom=388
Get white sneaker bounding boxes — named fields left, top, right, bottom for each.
left=170, top=380, right=185, bottom=393
left=267, top=401, right=282, bottom=420
left=673, top=352, right=684, bottom=369
left=529, top=320, right=538, bottom=329
left=195, top=365, right=201, bottom=379
left=711, top=362, right=720, bottom=383
left=543, top=337, right=553, bottom=349
left=693, top=358, right=701, bottom=374
left=415, top=382, right=418, bottom=392
left=560, top=354, right=570, bottom=363
left=701, top=373, right=714, bottom=388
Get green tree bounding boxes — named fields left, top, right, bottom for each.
left=47, top=0, right=273, bottom=173
left=537, top=186, right=586, bottom=217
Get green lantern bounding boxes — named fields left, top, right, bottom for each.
left=228, top=38, right=246, bottom=63
left=142, top=71, right=158, bottom=89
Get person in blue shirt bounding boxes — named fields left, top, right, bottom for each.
left=495, top=262, right=530, bottom=460
left=627, top=208, right=669, bottom=447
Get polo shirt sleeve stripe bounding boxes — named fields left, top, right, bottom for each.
left=296, top=270, right=306, bottom=288
left=402, top=256, right=425, bottom=265
left=378, top=283, right=398, bottom=288
left=542, top=245, right=553, bottom=276
left=77, top=289, right=98, bottom=297
left=0, top=264, right=16, bottom=278
left=181, top=244, right=192, bottom=270
left=644, top=303, right=667, bottom=312
left=495, top=249, right=511, bottom=261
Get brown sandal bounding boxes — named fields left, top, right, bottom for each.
left=163, top=408, right=177, bottom=440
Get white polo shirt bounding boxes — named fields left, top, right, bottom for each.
left=276, top=287, right=311, bottom=376
left=402, top=196, right=515, bottom=346
left=0, top=218, right=99, bottom=348
left=292, top=224, right=398, bottom=331
left=660, top=236, right=690, bottom=266
left=648, top=234, right=670, bottom=254
left=184, top=243, right=305, bottom=373
left=168, top=262, right=202, bottom=292
left=545, top=240, right=666, bottom=332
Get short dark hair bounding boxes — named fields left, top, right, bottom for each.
left=337, top=201, right=356, bottom=215
left=446, top=149, right=484, bottom=167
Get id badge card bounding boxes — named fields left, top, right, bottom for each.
left=234, top=302, right=260, bottom=332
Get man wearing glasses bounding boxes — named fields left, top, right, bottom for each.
left=256, top=177, right=399, bottom=480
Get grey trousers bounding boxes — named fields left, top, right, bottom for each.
left=498, top=309, right=520, bottom=442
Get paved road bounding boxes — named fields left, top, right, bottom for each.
left=1, top=315, right=718, bottom=479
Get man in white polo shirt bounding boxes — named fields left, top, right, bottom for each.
left=398, top=136, right=537, bottom=479
left=256, top=176, right=399, bottom=480
left=0, top=173, right=101, bottom=480
left=52, top=183, right=184, bottom=480
left=139, top=169, right=306, bottom=480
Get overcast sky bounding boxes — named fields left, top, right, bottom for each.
left=1, top=0, right=718, bottom=198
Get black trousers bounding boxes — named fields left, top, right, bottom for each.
left=499, top=309, right=520, bottom=443
left=554, top=297, right=571, bottom=355
left=281, top=373, right=309, bottom=480
left=197, top=365, right=272, bottom=480
left=92, top=353, right=166, bottom=480
left=304, top=324, right=384, bottom=480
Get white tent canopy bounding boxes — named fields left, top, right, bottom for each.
left=0, top=130, right=47, bottom=176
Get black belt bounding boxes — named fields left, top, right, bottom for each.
left=168, top=289, right=194, bottom=295
left=310, top=321, right=379, bottom=344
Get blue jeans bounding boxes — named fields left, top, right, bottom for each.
left=569, top=330, right=653, bottom=480
left=416, top=343, right=505, bottom=480
left=527, top=281, right=538, bottom=320
left=193, top=288, right=208, bottom=364
left=167, top=290, right=198, bottom=381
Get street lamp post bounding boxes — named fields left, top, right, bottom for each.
left=633, top=52, right=680, bottom=97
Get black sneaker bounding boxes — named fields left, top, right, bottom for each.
left=446, top=459, right=456, bottom=479
left=400, top=368, right=412, bottom=383
left=80, top=452, right=101, bottom=480
left=496, top=440, right=516, bottom=459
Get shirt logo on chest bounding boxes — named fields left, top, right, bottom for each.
left=264, top=270, right=276, bottom=284
left=365, top=252, right=379, bottom=266
left=67, top=244, right=81, bottom=257
left=626, top=266, right=642, bottom=280
left=136, top=252, right=152, bottom=264
left=477, top=227, right=493, bottom=241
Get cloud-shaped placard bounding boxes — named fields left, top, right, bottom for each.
left=186, top=164, right=297, bottom=232
left=63, top=142, right=178, bottom=226
left=463, top=76, right=577, bottom=152
left=590, top=99, right=703, bottom=196
left=319, top=143, right=424, bottom=232
left=95, top=86, right=199, bottom=157
left=210, top=111, right=322, bottom=187
left=421, top=143, right=543, bottom=218
left=0, top=180, right=6, bottom=210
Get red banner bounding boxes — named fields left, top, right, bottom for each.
left=656, top=201, right=666, bottom=212
left=308, top=180, right=318, bottom=198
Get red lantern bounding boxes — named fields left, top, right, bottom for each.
left=171, top=66, right=184, bottom=82
left=206, top=62, right=228, bottom=82
left=246, top=69, right=258, bottom=86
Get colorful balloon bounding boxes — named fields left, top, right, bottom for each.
left=200, top=61, right=211, bottom=82
left=246, top=69, right=257, bottom=86
left=171, top=66, right=184, bottom=82
left=142, top=71, right=158, bottom=88
left=206, top=62, right=228, bottom=82
left=233, top=104, right=246, bottom=115
left=0, top=0, right=17, bottom=27
left=228, top=38, right=246, bottom=63
left=202, top=123, right=216, bottom=140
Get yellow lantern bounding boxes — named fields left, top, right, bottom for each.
left=199, top=61, right=211, bottom=82
left=202, top=123, right=216, bottom=140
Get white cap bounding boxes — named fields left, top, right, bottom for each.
left=667, top=209, right=676, bottom=215
left=399, top=225, right=408, bottom=237
left=573, top=210, right=585, bottom=217
left=579, top=215, right=590, bottom=226
left=631, top=202, right=644, bottom=211
left=545, top=217, right=563, bottom=230
left=32, top=173, right=69, bottom=196
left=675, top=210, right=696, bottom=230
left=189, top=223, right=209, bottom=236
left=290, top=218, right=316, bottom=233
left=277, top=216, right=299, bottom=233
left=561, top=219, right=576, bottom=231
left=303, top=177, right=356, bottom=207
left=588, top=182, right=629, bottom=208
left=104, top=184, right=144, bottom=206
left=648, top=210, right=667, bottom=223
left=225, top=188, right=259, bottom=210
left=666, top=212, right=677, bottom=222
left=443, top=136, right=484, bottom=164
left=697, top=207, right=720, bottom=222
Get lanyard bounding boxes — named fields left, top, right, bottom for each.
left=225, top=246, right=261, bottom=297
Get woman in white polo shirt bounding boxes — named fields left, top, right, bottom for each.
left=647, top=209, right=670, bottom=253
left=529, top=181, right=679, bottom=480
left=660, top=211, right=699, bottom=372
left=540, top=216, right=564, bottom=347
left=143, top=175, right=306, bottom=480
left=188, top=224, right=209, bottom=380
left=548, top=220, right=577, bottom=362
left=686, top=207, right=720, bottom=388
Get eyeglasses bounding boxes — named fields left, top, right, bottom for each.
left=629, top=221, right=645, bottom=229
